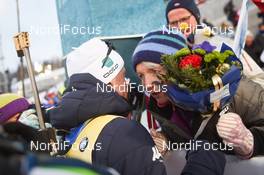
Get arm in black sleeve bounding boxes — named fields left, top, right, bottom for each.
left=181, top=141, right=226, bottom=175
left=250, top=127, right=264, bottom=157
left=99, top=119, right=167, bottom=175
left=119, top=145, right=167, bottom=175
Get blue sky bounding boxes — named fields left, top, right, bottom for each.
left=0, top=0, right=62, bottom=72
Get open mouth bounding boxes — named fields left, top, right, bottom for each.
left=151, top=91, right=162, bottom=99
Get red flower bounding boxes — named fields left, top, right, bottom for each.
left=179, top=54, right=202, bottom=69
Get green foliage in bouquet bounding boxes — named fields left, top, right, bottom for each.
left=160, top=41, right=242, bottom=93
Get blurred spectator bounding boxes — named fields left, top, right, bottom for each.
left=252, top=0, right=264, bottom=12
left=43, top=91, right=60, bottom=108
left=220, top=22, right=234, bottom=38
left=255, top=23, right=264, bottom=47
left=0, top=122, right=118, bottom=175
left=252, top=0, right=264, bottom=23
left=4, top=70, right=12, bottom=92
left=202, top=18, right=214, bottom=29
left=0, top=72, right=8, bottom=93
left=196, top=0, right=207, bottom=5
left=224, top=0, right=239, bottom=28
left=261, top=51, right=264, bottom=68
left=254, top=23, right=264, bottom=67
left=0, top=93, right=50, bottom=129
left=0, top=93, right=30, bottom=123
left=244, top=31, right=263, bottom=67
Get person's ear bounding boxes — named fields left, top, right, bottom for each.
left=109, top=72, right=119, bottom=87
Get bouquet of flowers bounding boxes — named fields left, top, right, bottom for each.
left=160, top=41, right=243, bottom=113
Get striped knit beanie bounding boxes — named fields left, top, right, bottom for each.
left=132, top=29, right=187, bottom=70
left=0, top=93, right=30, bottom=123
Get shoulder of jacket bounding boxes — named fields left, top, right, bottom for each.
left=232, top=77, right=263, bottom=109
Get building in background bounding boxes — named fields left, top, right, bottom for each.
left=55, top=0, right=260, bottom=83
left=0, top=34, right=4, bottom=71
left=55, top=0, right=168, bottom=83
left=0, top=34, right=8, bottom=93
left=55, top=0, right=167, bottom=55
left=55, top=0, right=261, bottom=55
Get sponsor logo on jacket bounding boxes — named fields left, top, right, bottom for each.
left=102, top=57, right=119, bottom=78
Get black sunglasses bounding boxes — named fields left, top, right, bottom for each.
left=101, top=41, right=115, bottom=68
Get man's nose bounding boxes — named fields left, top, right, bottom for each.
left=143, top=77, right=155, bottom=92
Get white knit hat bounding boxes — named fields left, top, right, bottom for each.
left=66, top=38, right=124, bottom=84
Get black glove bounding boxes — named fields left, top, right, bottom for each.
left=3, top=122, right=55, bottom=154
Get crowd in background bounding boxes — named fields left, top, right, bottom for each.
left=245, top=23, right=264, bottom=68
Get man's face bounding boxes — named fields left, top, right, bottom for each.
left=246, top=35, right=254, bottom=46
left=167, top=8, right=198, bottom=37
left=136, top=62, right=169, bottom=107
left=260, top=24, right=264, bottom=32
left=109, top=68, right=128, bottom=100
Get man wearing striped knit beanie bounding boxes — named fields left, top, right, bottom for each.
left=133, top=29, right=187, bottom=109
left=132, top=29, right=187, bottom=111
left=132, top=30, right=187, bottom=155
left=132, top=29, right=256, bottom=159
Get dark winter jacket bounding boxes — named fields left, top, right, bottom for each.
left=244, top=42, right=264, bottom=68
left=49, top=73, right=131, bottom=130
left=149, top=77, right=264, bottom=157
left=182, top=141, right=226, bottom=175
left=49, top=74, right=167, bottom=175
left=0, top=123, right=118, bottom=175
left=254, top=33, right=264, bottom=68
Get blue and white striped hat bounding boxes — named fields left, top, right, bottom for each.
left=132, top=29, right=187, bottom=70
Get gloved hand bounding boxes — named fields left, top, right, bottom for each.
left=150, top=129, right=168, bottom=157
left=216, top=112, right=254, bottom=158
left=18, top=109, right=52, bottom=129
left=3, top=122, right=56, bottom=154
